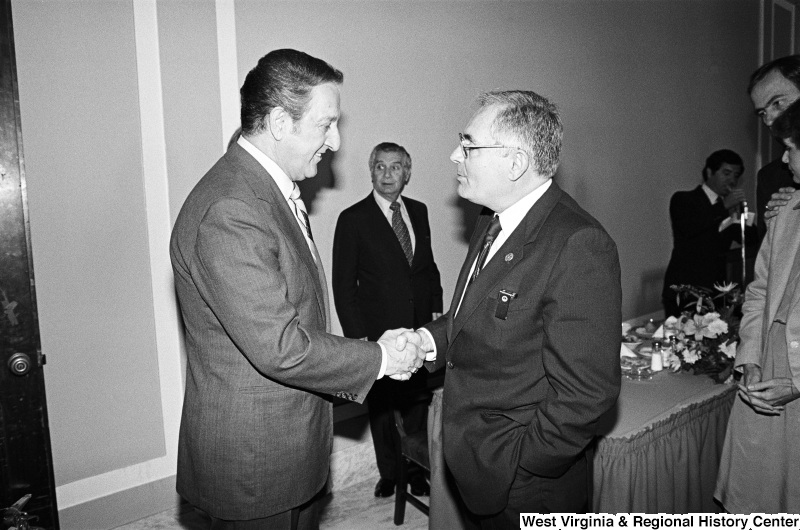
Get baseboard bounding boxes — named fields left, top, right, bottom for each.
left=57, top=409, right=375, bottom=529
left=57, top=475, right=180, bottom=530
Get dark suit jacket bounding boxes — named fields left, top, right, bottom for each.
left=332, top=193, right=443, bottom=341
left=662, top=185, right=756, bottom=306
left=170, top=143, right=381, bottom=520
left=423, top=182, right=622, bottom=515
left=756, top=157, right=796, bottom=243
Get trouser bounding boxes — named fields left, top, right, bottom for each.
left=206, top=488, right=323, bottom=530
left=367, top=374, right=430, bottom=480
left=460, top=454, right=589, bottom=530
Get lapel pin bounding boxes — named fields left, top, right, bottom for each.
left=505, top=253, right=514, bottom=262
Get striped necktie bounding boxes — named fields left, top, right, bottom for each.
left=390, top=201, right=414, bottom=266
left=290, top=184, right=314, bottom=241
left=469, top=215, right=502, bottom=284
left=289, top=184, right=330, bottom=330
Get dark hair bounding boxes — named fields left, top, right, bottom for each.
left=369, top=142, right=411, bottom=170
left=240, top=49, right=343, bottom=135
left=771, top=98, right=800, bottom=146
left=748, top=55, right=800, bottom=94
left=477, top=90, right=562, bottom=178
left=702, top=149, right=743, bottom=181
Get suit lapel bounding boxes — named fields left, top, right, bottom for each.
left=226, top=145, right=327, bottom=324
left=446, top=213, right=489, bottom=342
left=406, top=200, right=424, bottom=269
left=768, top=196, right=800, bottom=323
left=449, top=183, right=564, bottom=344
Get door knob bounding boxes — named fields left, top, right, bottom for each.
left=8, top=352, right=32, bottom=376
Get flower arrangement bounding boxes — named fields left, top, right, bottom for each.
left=664, top=282, right=743, bottom=383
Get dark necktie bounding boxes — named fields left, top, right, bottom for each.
left=469, top=215, right=502, bottom=284
left=390, top=201, right=414, bottom=266
left=713, top=197, right=728, bottom=221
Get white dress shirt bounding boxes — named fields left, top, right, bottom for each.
left=701, top=182, right=719, bottom=205
left=237, top=136, right=317, bottom=259
left=701, top=182, right=753, bottom=232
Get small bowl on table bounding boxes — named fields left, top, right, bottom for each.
left=620, top=356, right=653, bottom=380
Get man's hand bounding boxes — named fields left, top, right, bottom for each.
left=393, top=329, right=435, bottom=355
left=764, top=187, right=795, bottom=220
left=378, top=328, right=425, bottom=381
left=722, top=188, right=747, bottom=211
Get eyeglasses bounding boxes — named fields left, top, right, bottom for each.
left=458, top=133, right=517, bottom=159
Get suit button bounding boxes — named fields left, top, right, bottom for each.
left=447, top=361, right=454, bottom=369
left=792, top=341, right=799, bottom=349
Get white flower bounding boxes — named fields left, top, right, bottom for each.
left=682, top=348, right=700, bottom=364
left=668, top=354, right=682, bottom=371
left=714, top=282, right=737, bottom=293
left=705, top=314, right=728, bottom=337
left=719, top=341, right=737, bottom=359
left=684, top=312, right=727, bottom=340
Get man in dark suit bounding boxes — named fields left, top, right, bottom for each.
left=400, top=90, right=622, bottom=524
left=748, top=55, right=800, bottom=241
left=169, top=49, right=424, bottom=529
left=662, top=150, right=757, bottom=317
left=332, top=142, right=443, bottom=498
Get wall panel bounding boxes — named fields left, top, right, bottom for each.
left=12, top=0, right=166, bottom=486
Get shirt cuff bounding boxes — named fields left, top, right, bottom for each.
left=418, top=327, right=437, bottom=361
left=718, top=215, right=735, bottom=232
left=377, top=342, right=388, bottom=379
left=719, top=212, right=755, bottom=232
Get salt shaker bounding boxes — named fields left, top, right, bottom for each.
left=650, top=340, right=664, bottom=372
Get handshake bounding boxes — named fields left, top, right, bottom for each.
left=377, top=328, right=435, bottom=381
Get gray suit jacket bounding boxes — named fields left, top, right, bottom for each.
left=170, top=143, right=381, bottom=519
left=737, top=191, right=800, bottom=391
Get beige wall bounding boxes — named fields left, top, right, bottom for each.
left=13, top=0, right=167, bottom=487
left=11, top=0, right=759, bottom=527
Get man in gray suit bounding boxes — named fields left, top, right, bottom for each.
left=170, top=49, right=424, bottom=529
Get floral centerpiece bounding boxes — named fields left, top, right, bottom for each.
left=664, top=282, right=744, bottom=383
